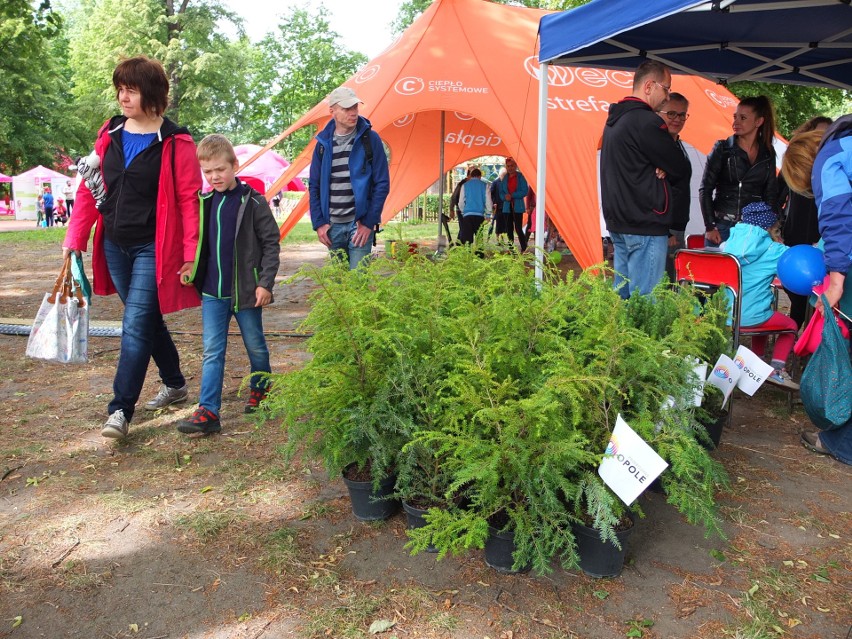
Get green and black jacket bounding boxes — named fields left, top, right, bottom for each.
left=191, top=184, right=281, bottom=312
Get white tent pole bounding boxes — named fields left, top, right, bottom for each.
left=437, top=111, right=446, bottom=252
left=534, top=61, right=549, bottom=287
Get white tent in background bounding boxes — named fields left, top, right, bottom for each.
left=13, top=165, right=70, bottom=221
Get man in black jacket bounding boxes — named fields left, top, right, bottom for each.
left=600, top=60, right=691, bottom=298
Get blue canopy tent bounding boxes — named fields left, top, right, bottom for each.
left=529, top=0, right=852, bottom=279
left=539, top=0, right=852, bottom=90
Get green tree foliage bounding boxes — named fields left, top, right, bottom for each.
left=67, top=0, right=165, bottom=137
left=263, top=248, right=730, bottom=574
left=728, top=81, right=848, bottom=137
left=66, top=0, right=242, bottom=141
left=241, top=7, right=367, bottom=155
left=0, top=0, right=87, bottom=172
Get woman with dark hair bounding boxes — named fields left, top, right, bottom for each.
left=63, top=56, right=201, bottom=439
left=777, top=116, right=833, bottom=328
left=699, top=95, right=779, bottom=247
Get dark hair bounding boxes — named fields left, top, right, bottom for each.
left=633, top=60, right=669, bottom=90
left=470, top=168, right=482, bottom=178
left=666, top=92, right=689, bottom=106
left=113, top=56, right=169, bottom=117
left=792, top=116, right=833, bottom=137
left=738, top=95, right=776, bottom=150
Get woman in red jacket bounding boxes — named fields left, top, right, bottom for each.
left=64, top=56, right=201, bottom=440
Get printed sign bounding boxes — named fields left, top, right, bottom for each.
left=706, top=354, right=742, bottom=408
left=733, top=345, right=774, bottom=396
left=689, top=358, right=708, bottom=407
left=599, top=415, right=669, bottom=506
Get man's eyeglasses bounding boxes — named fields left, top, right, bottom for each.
left=653, top=80, right=671, bottom=95
left=658, top=110, right=689, bottom=120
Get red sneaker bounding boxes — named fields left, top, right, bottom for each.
left=177, top=406, right=221, bottom=436
left=244, top=388, right=268, bottom=414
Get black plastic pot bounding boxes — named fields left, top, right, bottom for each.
left=402, top=500, right=438, bottom=553
left=572, top=518, right=634, bottom=578
left=341, top=465, right=400, bottom=521
left=700, top=410, right=727, bottom=450
left=484, top=526, right=531, bottom=574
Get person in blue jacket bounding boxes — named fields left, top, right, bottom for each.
left=723, top=201, right=798, bottom=389
left=497, top=157, right=529, bottom=252
left=783, top=114, right=852, bottom=465
left=309, top=86, right=390, bottom=269
left=457, top=168, right=492, bottom=244
left=42, top=187, right=55, bottom=227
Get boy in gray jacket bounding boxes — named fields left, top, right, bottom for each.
left=177, top=134, right=280, bottom=436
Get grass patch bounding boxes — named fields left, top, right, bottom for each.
left=302, top=591, right=385, bottom=638
left=300, top=501, right=334, bottom=520
left=427, top=611, right=459, bottom=631
left=0, top=227, right=71, bottom=246
left=21, top=402, right=52, bottom=417
left=723, top=565, right=805, bottom=639
left=93, top=491, right=154, bottom=515
left=61, top=559, right=112, bottom=591
left=259, top=526, right=302, bottom=574
left=218, top=458, right=291, bottom=493
left=1, top=443, right=47, bottom=459
left=223, top=475, right=250, bottom=494
left=175, top=510, right=241, bottom=543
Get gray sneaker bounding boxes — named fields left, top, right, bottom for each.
left=145, top=384, right=189, bottom=410
left=102, top=409, right=129, bottom=439
left=767, top=369, right=800, bottom=391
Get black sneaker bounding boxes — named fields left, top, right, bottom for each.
left=244, top=388, right=268, bottom=414
left=177, top=406, right=221, bottom=436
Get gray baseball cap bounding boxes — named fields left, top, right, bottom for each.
left=328, top=86, right=363, bottom=108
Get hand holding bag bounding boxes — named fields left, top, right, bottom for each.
left=793, top=305, right=850, bottom=356
left=25, top=256, right=89, bottom=364
left=799, top=294, right=852, bottom=431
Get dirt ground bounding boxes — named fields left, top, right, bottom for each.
left=0, top=240, right=849, bottom=639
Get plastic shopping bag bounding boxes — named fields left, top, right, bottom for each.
left=794, top=307, right=850, bottom=356
left=799, top=294, right=852, bottom=431
left=25, top=256, right=89, bottom=364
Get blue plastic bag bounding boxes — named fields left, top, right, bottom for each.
left=800, top=294, right=852, bottom=431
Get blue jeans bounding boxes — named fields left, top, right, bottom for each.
left=103, top=239, right=185, bottom=421
left=610, top=232, right=668, bottom=299
left=328, top=221, right=374, bottom=270
left=706, top=219, right=734, bottom=248
left=199, top=296, right=271, bottom=415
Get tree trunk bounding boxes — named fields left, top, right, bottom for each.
left=163, top=0, right=191, bottom=118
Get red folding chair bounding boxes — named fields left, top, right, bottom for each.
left=674, top=249, right=799, bottom=412
left=685, top=234, right=705, bottom=249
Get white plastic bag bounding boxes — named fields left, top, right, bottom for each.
left=25, top=257, right=89, bottom=363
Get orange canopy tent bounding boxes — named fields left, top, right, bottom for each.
left=255, top=0, right=743, bottom=268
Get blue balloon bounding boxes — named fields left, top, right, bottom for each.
left=777, top=245, right=826, bottom=296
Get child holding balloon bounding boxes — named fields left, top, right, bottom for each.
left=724, top=201, right=799, bottom=389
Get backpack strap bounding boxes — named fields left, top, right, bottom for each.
left=317, top=129, right=373, bottom=167
left=361, top=129, right=373, bottom=168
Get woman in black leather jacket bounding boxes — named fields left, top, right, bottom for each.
left=699, top=95, right=779, bottom=247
